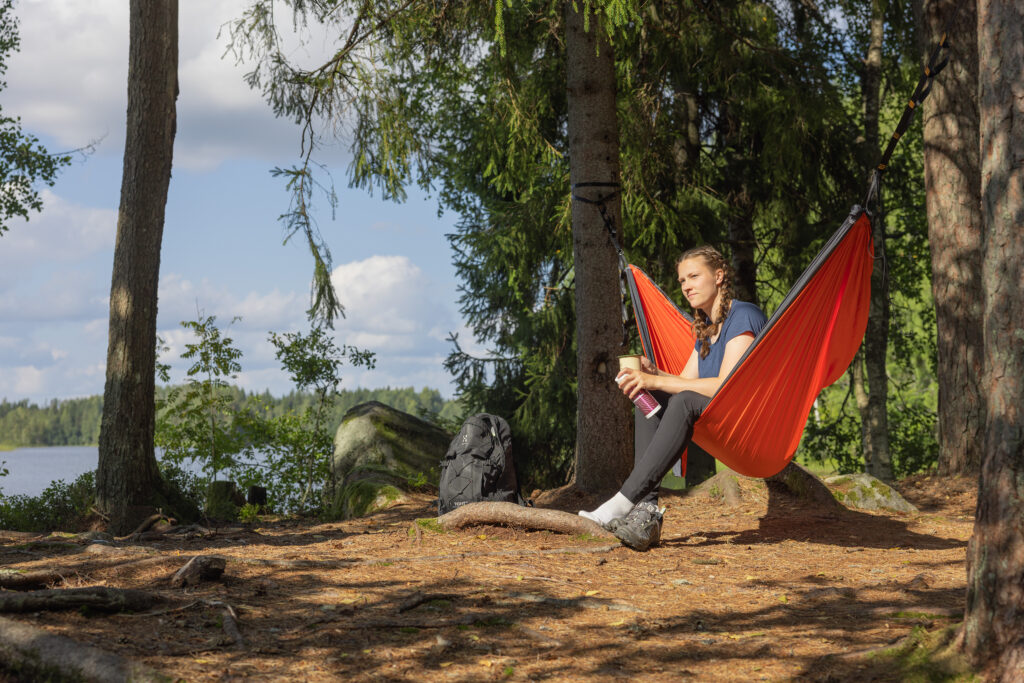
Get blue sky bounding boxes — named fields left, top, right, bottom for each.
left=1, top=0, right=473, bottom=403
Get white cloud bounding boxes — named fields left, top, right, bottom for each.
left=0, top=190, right=116, bottom=267
left=5, top=0, right=342, bottom=171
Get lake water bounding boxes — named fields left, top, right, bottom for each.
left=0, top=447, right=251, bottom=498
left=0, top=446, right=100, bottom=497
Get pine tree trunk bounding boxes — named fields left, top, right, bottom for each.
left=96, top=0, right=179, bottom=535
left=963, top=0, right=1024, bottom=675
left=920, top=0, right=984, bottom=477
left=722, top=106, right=759, bottom=307
left=858, top=3, right=893, bottom=482
left=564, top=6, right=633, bottom=494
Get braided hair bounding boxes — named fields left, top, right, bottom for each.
left=677, top=246, right=734, bottom=360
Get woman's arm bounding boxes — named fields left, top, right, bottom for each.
left=617, top=332, right=755, bottom=399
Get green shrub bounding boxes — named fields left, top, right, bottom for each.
left=0, top=470, right=96, bottom=532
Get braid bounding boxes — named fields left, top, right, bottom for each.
left=677, top=246, right=735, bottom=359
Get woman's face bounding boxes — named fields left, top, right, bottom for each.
left=677, top=257, right=724, bottom=313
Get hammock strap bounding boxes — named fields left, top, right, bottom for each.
left=571, top=182, right=631, bottom=344
left=864, top=30, right=950, bottom=208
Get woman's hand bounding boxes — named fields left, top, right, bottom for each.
left=616, top=367, right=656, bottom=399
left=640, top=356, right=657, bottom=374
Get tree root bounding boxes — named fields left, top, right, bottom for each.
left=0, top=586, right=164, bottom=614
left=232, top=543, right=620, bottom=570
left=437, top=501, right=615, bottom=539
left=0, top=615, right=168, bottom=682
left=0, top=568, right=67, bottom=591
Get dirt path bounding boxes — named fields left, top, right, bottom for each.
left=0, top=475, right=975, bottom=681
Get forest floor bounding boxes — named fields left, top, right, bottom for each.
left=0, top=474, right=976, bottom=682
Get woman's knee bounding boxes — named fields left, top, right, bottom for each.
left=665, top=390, right=709, bottom=420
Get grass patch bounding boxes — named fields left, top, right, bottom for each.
left=408, top=518, right=445, bottom=537
left=573, top=533, right=610, bottom=543
left=868, top=625, right=976, bottom=682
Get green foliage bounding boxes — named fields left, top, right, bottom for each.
left=0, top=396, right=103, bottom=446
left=233, top=324, right=375, bottom=513
left=0, top=458, right=7, bottom=496
left=0, top=471, right=96, bottom=532
left=156, top=315, right=246, bottom=481
left=238, top=502, right=261, bottom=523
left=0, top=0, right=71, bottom=235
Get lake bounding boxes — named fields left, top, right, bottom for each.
left=0, top=446, right=100, bottom=497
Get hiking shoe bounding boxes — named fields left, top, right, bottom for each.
left=610, top=501, right=662, bottom=551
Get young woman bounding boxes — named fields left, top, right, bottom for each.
left=579, top=245, right=767, bottom=550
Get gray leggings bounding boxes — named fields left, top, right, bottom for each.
left=620, top=390, right=710, bottom=505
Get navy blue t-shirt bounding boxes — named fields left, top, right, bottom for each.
left=695, top=300, right=767, bottom=378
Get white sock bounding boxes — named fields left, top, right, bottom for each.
left=578, top=492, right=634, bottom=525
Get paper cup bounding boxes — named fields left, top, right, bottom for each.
left=618, top=354, right=642, bottom=372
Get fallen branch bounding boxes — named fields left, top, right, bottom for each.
left=117, top=513, right=167, bottom=541
left=0, top=615, right=167, bottom=682
left=205, top=599, right=244, bottom=649
left=438, top=502, right=615, bottom=539
left=0, top=586, right=163, bottom=614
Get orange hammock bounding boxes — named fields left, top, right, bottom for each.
left=625, top=207, right=874, bottom=478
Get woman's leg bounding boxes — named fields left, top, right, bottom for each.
left=580, top=390, right=708, bottom=525
left=619, top=390, right=709, bottom=505
left=632, top=390, right=671, bottom=506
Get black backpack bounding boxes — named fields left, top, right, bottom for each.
left=438, top=413, right=526, bottom=515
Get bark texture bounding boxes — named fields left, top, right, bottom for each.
left=921, top=0, right=985, bottom=477
left=857, top=3, right=893, bottom=482
left=564, top=6, right=633, bottom=494
left=964, top=1, right=1024, bottom=677
left=96, top=0, right=182, bottom=535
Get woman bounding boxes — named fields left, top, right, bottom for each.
left=579, top=245, right=767, bottom=550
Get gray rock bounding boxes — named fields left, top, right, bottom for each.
left=330, top=401, right=451, bottom=519
left=824, top=473, right=918, bottom=513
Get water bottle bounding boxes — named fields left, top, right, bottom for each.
left=615, top=373, right=662, bottom=419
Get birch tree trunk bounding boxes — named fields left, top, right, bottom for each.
left=963, top=0, right=1024, bottom=675
left=920, top=0, right=985, bottom=477
left=564, top=5, right=633, bottom=494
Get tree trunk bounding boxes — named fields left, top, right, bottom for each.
left=721, top=107, right=759, bottom=307
left=963, top=0, right=1024, bottom=676
left=96, top=0, right=182, bottom=535
left=564, top=5, right=633, bottom=494
left=857, top=3, right=893, bottom=482
left=920, top=0, right=984, bottom=477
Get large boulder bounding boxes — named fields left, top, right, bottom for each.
left=824, top=473, right=918, bottom=514
left=330, top=401, right=451, bottom=519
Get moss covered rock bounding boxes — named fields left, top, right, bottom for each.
left=825, top=473, right=918, bottom=514
left=330, top=402, right=451, bottom=519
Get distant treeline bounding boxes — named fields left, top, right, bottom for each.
left=0, top=387, right=461, bottom=448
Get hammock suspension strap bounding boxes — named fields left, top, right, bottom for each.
left=571, top=181, right=631, bottom=344
left=864, top=31, right=950, bottom=208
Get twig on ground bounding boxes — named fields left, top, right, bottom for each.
left=397, top=591, right=461, bottom=613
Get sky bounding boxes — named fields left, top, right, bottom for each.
left=0, top=0, right=474, bottom=404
